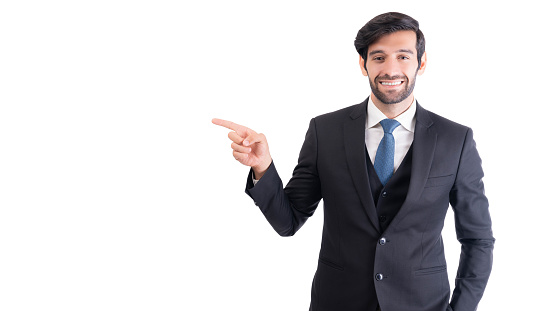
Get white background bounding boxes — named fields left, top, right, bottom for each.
left=1, top=0, right=551, bottom=310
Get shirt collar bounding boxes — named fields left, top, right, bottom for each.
left=366, top=95, right=417, bottom=132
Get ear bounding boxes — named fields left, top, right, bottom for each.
left=417, top=51, right=427, bottom=75
left=359, top=55, right=368, bottom=76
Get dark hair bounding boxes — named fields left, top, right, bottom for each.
left=354, top=12, right=425, bottom=70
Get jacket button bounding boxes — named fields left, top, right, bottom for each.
left=375, top=273, right=384, bottom=281
left=379, top=237, right=387, bottom=245
left=382, top=191, right=387, bottom=197
left=379, top=215, right=387, bottom=222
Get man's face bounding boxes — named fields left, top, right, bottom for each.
left=360, top=30, right=426, bottom=105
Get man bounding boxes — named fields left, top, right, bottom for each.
left=213, top=12, right=493, bottom=311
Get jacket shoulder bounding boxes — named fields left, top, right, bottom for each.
left=425, top=108, right=471, bottom=134
left=312, top=101, right=366, bottom=124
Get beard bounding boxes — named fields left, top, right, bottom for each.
left=369, top=73, right=417, bottom=105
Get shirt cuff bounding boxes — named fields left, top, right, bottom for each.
left=252, top=171, right=259, bottom=186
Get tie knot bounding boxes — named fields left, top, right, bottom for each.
left=380, top=119, right=400, bottom=134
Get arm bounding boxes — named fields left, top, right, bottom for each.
left=212, top=117, right=322, bottom=236
left=449, top=128, right=495, bottom=310
left=245, top=118, right=321, bottom=236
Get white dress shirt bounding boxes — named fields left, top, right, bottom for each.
left=365, top=96, right=416, bottom=172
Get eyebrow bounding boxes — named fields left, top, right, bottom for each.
left=368, top=49, right=415, bottom=56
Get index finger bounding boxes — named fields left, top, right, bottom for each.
left=212, top=118, right=249, bottom=134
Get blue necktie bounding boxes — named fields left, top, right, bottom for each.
left=374, top=119, right=400, bottom=186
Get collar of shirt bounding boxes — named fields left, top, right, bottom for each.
left=366, top=95, right=417, bottom=132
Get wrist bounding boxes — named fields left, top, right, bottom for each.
left=252, top=159, right=272, bottom=179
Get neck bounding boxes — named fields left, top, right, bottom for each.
left=371, top=93, right=415, bottom=119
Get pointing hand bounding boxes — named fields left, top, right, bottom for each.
left=212, top=118, right=272, bottom=179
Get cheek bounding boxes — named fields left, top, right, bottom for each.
left=403, top=64, right=420, bottom=78
left=366, top=65, right=384, bottom=77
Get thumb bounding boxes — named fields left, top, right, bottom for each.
left=243, top=132, right=265, bottom=147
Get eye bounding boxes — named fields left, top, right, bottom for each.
left=373, top=56, right=384, bottom=61
left=399, top=55, right=410, bottom=60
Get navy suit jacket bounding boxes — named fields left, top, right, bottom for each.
left=246, top=99, right=494, bottom=311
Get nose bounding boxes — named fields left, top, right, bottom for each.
left=381, top=58, right=402, bottom=78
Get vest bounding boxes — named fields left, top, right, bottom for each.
left=365, top=145, right=413, bottom=232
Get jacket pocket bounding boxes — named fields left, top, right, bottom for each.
left=318, top=257, right=344, bottom=271
left=414, top=265, right=447, bottom=276
left=424, top=174, right=455, bottom=188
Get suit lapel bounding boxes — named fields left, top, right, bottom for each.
left=391, top=103, right=436, bottom=228
left=344, top=99, right=381, bottom=232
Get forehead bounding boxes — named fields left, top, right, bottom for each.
left=368, top=30, right=417, bottom=55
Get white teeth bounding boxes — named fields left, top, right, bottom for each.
left=381, top=81, right=402, bottom=86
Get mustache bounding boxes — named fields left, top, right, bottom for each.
left=375, top=74, right=408, bottom=81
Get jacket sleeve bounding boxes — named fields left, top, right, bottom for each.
left=245, top=118, right=322, bottom=236
left=448, top=128, right=495, bottom=310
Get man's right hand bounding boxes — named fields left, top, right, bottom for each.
left=212, top=118, right=272, bottom=180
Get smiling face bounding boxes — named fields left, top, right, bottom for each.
left=360, top=30, right=426, bottom=107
